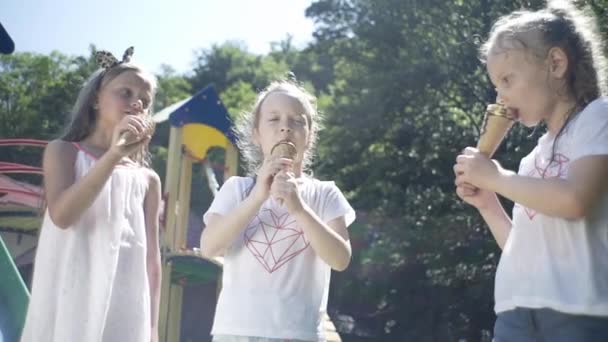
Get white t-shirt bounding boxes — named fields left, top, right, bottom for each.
left=203, top=176, right=356, bottom=341
left=495, top=97, right=608, bottom=316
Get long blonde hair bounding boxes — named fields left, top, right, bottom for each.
left=62, top=63, right=157, bottom=167
left=234, top=78, right=323, bottom=176
left=480, top=0, right=606, bottom=108
left=480, top=0, right=606, bottom=169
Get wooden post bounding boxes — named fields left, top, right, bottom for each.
left=160, top=126, right=185, bottom=342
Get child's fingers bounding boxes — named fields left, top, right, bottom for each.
left=122, top=135, right=151, bottom=153
left=456, top=183, right=478, bottom=196
left=126, top=123, right=142, bottom=135
left=454, top=173, right=471, bottom=186
left=455, top=186, right=466, bottom=198
left=455, top=175, right=475, bottom=188
left=270, top=181, right=285, bottom=198
left=122, top=115, right=148, bottom=135
left=455, top=154, right=471, bottom=166
left=272, top=165, right=286, bottom=176
left=259, top=160, right=279, bottom=178
left=461, top=183, right=477, bottom=191
left=454, top=176, right=462, bottom=187
left=269, top=159, right=293, bottom=176
left=275, top=158, right=293, bottom=169
left=140, top=134, right=152, bottom=144
left=129, top=116, right=148, bottom=136
left=273, top=170, right=288, bottom=180
left=462, top=186, right=477, bottom=196
left=456, top=186, right=469, bottom=199
left=271, top=173, right=296, bottom=193
left=453, top=163, right=465, bottom=175
left=456, top=185, right=476, bottom=197
left=263, top=157, right=292, bottom=170
left=462, top=147, right=479, bottom=156
left=118, top=119, right=143, bottom=138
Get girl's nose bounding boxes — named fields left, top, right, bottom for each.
left=280, top=121, right=291, bottom=132
left=131, top=99, right=143, bottom=111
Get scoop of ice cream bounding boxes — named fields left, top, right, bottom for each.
left=270, top=141, right=297, bottom=159
left=486, top=103, right=516, bottom=120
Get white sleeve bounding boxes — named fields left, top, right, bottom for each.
left=321, top=182, right=356, bottom=227
left=203, top=176, right=243, bottom=225
left=570, top=99, right=608, bottom=161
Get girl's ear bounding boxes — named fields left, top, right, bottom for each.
left=547, top=47, right=569, bottom=79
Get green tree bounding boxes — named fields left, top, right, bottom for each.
left=0, top=49, right=97, bottom=183
left=303, top=0, right=607, bottom=340
left=189, top=42, right=288, bottom=94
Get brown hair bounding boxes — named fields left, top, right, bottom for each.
left=62, top=63, right=157, bottom=167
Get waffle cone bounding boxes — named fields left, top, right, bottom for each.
left=477, top=104, right=515, bottom=157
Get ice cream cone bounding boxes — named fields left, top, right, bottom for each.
left=116, top=115, right=156, bottom=147
left=477, top=104, right=515, bottom=157
left=270, top=141, right=297, bottom=160
left=270, top=141, right=297, bottom=206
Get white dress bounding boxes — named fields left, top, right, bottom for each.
left=21, top=144, right=151, bottom=342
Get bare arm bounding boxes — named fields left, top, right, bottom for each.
left=292, top=207, right=351, bottom=271
left=45, top=116, right=151, bottom=229
left=200, top=158, right=293, bottom=258
left=477, top=194, right=512, bottom=249
left=144, top=170, right=162, bottom=342
left=454, top=97, right=515, bottom=248
left=271, top=170, right=352, bottom=270
left=200, top=195, right=264, bottom=258
left=455, top=167, right=511, bottom=249
left=493, top=155, right=608, bottom=219
left=456, top=147, right=608, bottom=220
left=44, top=140, right=122, bottom=228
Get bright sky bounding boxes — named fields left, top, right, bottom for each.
left=1, top=0, right=316, bottom=74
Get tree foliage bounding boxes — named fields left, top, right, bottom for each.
left=1, top=2, right=606, bottom=340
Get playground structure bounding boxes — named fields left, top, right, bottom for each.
left=0, top=85, right=342, bottom=342
left=0, top=139, right=46, bottom=342
left=153, top=85, right=239, bottom=342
